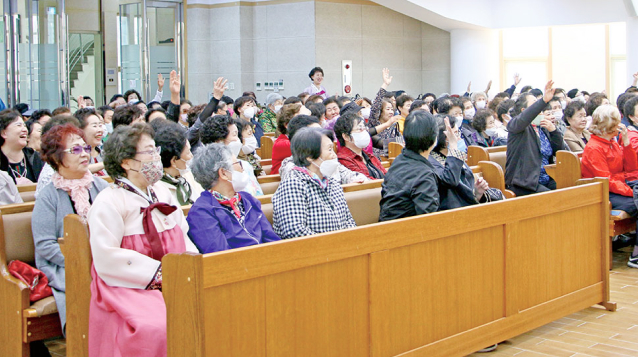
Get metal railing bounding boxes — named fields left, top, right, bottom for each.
left=68, top=34, right=94, bottom=75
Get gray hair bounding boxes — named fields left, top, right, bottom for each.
left=471, top=91, right=487, bottom=103
left=190, top=143, right=232, bottom=190
left=266, top=93, right=283, bottom=106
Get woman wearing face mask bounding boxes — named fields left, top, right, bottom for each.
left=32, top=124, right=109, bottom=335
left=273, top=127, right=357, bottom=239
left=471, top=109, right=495, bottom=147
left=457, top=97, right=485, bottom=148
left=178, top=99, right=192, bottom=128
left=200, top=114, right=263, bottom=196
left=379, top=110, right=440, bottom=221
left=471, top=92, right=488, bottom=111
left=562, top=101, right=590, bottom=152
left=74, top=108, right=106, bottom=176
left=235, top=119, right=263, bottom=176
left=155, top=122, right=203, bottom=206
left=87, top=123, right=198, bottom=357
left=258, top=93, right=283, bottom=133
left=334, top=113, right=386, bottom=179
left=186, top=143, right=280, bottom=253
left=234, top=95, right=264, bottom=149
left=0, top=109, right=44, bottom=184
left=429, top=115, right=497, bottom=211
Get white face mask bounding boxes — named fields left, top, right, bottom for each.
left=177, top=158, right=192, bottom=177
left=475, top=101, right=486, bottom=109
left=243, top=107, right=256, bottom=119
left=180, top=113, right=188, bottom=123
left=351, top=131, right=370, bottom=149
left=554, top=110, right=564, bottom=122
left=241, top=135, right=258, bottom=154
left=560, top=100, right=567, bottom=110
left=485, top=128, right=497, bottom=137
left=274, top=105, right=283, bottom=113
left=313, top=158, right=339, bottom=177
left=454, top=115, right=464, bottom=128
left=226, top=164, right=250, bottom=192
left=465, top=107, right=476, bottom=119
left=105, top=122, right=113, bottom=134
left=227, top=139, right=243, bottom=157
left=360, top=107, right=371, bottom=119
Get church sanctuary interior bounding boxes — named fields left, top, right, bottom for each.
left=1, top=0, right=638, bottom=356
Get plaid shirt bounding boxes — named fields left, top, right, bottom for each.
left=273, top=168, right=357, bottom=239
left=337, top=146, right=387, bottom=180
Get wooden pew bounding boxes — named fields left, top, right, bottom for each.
left=162, top=180, right=614, bottom=357
left=467, top=145, right=507, bottom=170
left=544, top=150, right=635, bottom=259
left=388, top=141, right=404, bottom=159
left=260, top=136, right=275, bottom=160
left=0, top=201, right=63, bottom=357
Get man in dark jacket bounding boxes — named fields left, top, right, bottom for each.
left=505, top=80, right=565, bottom=196
left=379, top=110, right=439, bottom=221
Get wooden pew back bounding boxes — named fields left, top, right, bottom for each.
left=388, top=141, right=404, bottom=159
left=467, top=146, right=507, bottom=170
left=163, top=180, right=613, bottom=357
left=260, top=136, right=276, bottom=160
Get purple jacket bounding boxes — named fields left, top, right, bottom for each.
left=186, top=190, right=280, bottom=253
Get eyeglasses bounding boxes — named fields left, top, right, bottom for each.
left=136, top=146, right=161, bottom=157
left=64, top=145, right=92, bottom=155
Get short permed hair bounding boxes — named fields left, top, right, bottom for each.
left=589, top=105, right=620, bottom=136
left=31, top=109, right=52, bottom=124
left=155, top=122, right=188, bottom=168
left=624, top=96, right=638, bottom=119
left=334, top=113, right=363, bottom=147
left=277, top=103, right=302, bottom=135
left=42, top=115, right=81, bottom=135
left=40, top=124, right=85, bottom=171
left=200, top=115, right=234, bottom=145
left=472, top=109, right=494, bottom=133
left=113, top=105, right=143, bottom=129
left=74, top=108, right=99, bottom=129
left=291, top=127, right=333, bottom=167
left=103, top=123, right=154, bottom=179
left=287, top=115, right=320, bottom=142
left=564, top=101, right=586, bottom=126
left=190, top=143, right=232, bottom=191
left=308, top=67, right=324, bottom=79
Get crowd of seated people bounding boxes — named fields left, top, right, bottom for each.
left=2, top=63, right=638, bottom=356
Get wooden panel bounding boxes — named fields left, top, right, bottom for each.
left=16, top=184, right=36, bottom=193
left=202, top=279, right=266, bottom=357
left=264, top=255, right=369, bottom=357
left=508, top=204, right=602, bottom=311
left=370, top=228, right=505, bottom=356
left=388, top=142, right=404, bottom=159
left=467, top=146, right=488, bottom=166
left=555, top=150, right=582, bottom=189
left=260, top=136, right=275, bottom=160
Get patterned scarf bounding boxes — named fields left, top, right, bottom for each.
left=160, top=173, right=193, bottom=205
left=211, top=191, right=244, bottom=219
left=51, top=171, right=94, bottom=221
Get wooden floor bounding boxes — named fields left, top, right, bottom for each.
left=44, top=249, right=638, bottom=357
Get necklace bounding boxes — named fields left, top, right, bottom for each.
left=9, top=157, right=27, bottom=178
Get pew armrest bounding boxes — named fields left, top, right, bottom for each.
left=504, top=190, right=516, bottom=199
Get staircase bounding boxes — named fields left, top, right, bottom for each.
left=68, top=34, right=96, bottom=108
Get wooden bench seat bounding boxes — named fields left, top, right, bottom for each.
left=0, top=202, right=63, bottom=357
left=160, top=179, right=614, bottom=356
left=467, top=145, right=507, bottom=170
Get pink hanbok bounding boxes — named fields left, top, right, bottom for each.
left=86, top=179, right=198, bottom=357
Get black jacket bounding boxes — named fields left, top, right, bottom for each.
left=505, top=98, right=564, bottom=191
left=379, top=148, right=439, bottom=222
left=461, top=121, right=487, bottom=147
left=1, top=147, right=44, bottom=183
left=428, top=153, right=477, bottom=211
left=187, top=96, right=220, bottom=154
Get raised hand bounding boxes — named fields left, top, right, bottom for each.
left=633, top=72, right=638, bottom=87
left=443, top=117, right=458, bottom=149
left=381, top=68, right=393, bottom=89
left=77, top=96, right=86, bottom=109
left=485, top=80, right=493, bottom=94
left=514, top=73, right=522, bottom=86
left=467, top=81, right=472, bottom=93
left=618, top=123, right=629, bottom=146
left=213, top=77, right=228, bottom=100
left=169, top=70, right=180, bottom=94
left=158, top=73, right=165, bottom=91
left=543, top=80, right=556, bottom=103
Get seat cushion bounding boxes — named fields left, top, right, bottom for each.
left=28, top=296, right=58, bottom=317
left=345, top=188, right=382, bottom=226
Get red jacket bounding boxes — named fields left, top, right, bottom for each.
left=581, top=134, right=638, bottom=196
left=271, top=134, right=291, bottom=175
left=337, top=146, right=387, bottom=180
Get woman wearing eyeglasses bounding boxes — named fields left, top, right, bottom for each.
left=32, top=123, right=110, bottom=335
left=0, top=109, right=44, bottom=184
left=86, top=123, right=198, bottom=356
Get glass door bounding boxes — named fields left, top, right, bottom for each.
left=118, top=0, right=183, bottom=102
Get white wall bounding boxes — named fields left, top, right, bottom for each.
left=449, top=29, right=499, bottom=95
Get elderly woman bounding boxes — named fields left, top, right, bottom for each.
left=334, top=113, right=386, bottom=180
left=367, top=69, right=402, bottom=158
left=74, top=108, right=106, bottom=175
left=271, top=103, right=312, bottom=174
left=582, top=105, right=638, bottom=268
left=258, top=93, right=283, bottom=133
left=429, top=115, right=496, bottom=210
left=87, top=123, right=198, bottom=356
left=379, top=110, right=440, bottom=221
left=25, top=117, right=43, bottom=153
left=505, top=81, right=565, bottom=196
left=273, top=127, right=356, bottom=239
left=0, top=109, right=44, bottom=184
left=155, top=122, right=203, bottom=205
left=32, top=124, right=109, bottom=332
left=563, top=101, right=591, bottom=151
left=186, top=143, right=280, bottom=253
left=200, top=115, right=263, bottom=196
left=235, top=118, right=263, bottom=176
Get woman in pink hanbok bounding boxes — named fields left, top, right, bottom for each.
left=87, top=123, right=198, bottom=357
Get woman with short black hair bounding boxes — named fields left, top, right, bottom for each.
left=0, top=109, right=44, bottom=184
left=379, top=110, right=440, bottom=221
left=273, top=127, right=356, bottom=239
left=563, top=101, right=590, bottom=151
left=334, top=113, right=386, bottom=180
left=303, top=67, right=328, bottom=100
